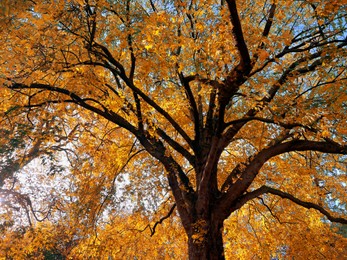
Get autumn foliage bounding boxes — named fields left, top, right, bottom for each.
left=0, top=0, right=347, bottom=259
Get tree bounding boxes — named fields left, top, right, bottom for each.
left=1, top=0, right=347, bottom=259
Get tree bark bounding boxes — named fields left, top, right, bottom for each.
left=187, top=216, right=225, bottom=260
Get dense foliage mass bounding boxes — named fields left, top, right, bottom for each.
left=0, top=0, right=347, bottom=259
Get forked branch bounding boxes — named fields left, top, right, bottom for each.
left=260, top=186, right=347, bottom=224
left=138, top=203, right=176, bottom=236
left=218, top=139, right=347, bottom=219
left=229, top=186, right=347, bottom=224
left=149, top=203, right=177, bottom=236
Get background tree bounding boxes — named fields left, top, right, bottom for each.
left=1, top=0, right=347, bottom=259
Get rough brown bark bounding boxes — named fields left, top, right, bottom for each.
left=187, top=216, right=225, bottom=260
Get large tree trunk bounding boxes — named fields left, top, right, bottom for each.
left=186, top=216, right=225, bottom=260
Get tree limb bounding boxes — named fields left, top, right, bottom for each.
left=225, top=116, right=317, bottom=132
left=261, top=186, right=347, bottom=224
left=221, top=48, right=327, bottom=150
left=178, top=72, right=200, bottom=147
left=89, top=44, right=195, bottom=150
left=225, top=0, right=251, bottom=67
left=8, top=83, right=139, bottom=136
left=251, top=2, right=276, bottom=66
left=136, top=134, right=195, bottom=228
left=218, top=139, right=347, bottom=218
left=149, top=204, right=176, bottom=236
left=120, top=76, right=194, bottom=149
left=225, top=185, right=347, bottom=224
left=262, top=2, right=276, bottom=37
left=156, top=127, right=195, bottom=167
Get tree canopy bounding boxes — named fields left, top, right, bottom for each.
left=0, top=0, right=347, bottom=259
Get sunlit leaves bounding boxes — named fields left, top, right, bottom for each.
left=0, top=0, right=347, bottom=259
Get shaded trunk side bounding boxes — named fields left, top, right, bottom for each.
left=187, top=217, right=225, bottom=260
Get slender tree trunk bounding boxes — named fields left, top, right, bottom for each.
left=186, top=216, right=225, bottom=260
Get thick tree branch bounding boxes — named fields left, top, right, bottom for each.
left=197, top=137, right=219, bottom=196
left=226, top=186, right=268, bottom=212
left=156, top=127, right=195, bottom=167
left=225, top=116, right=317, bottom=132
left=221, top=49, right=327, bottom=150
left=178, top=72, right=200, bottom=147
left=251, top=2, right=276, bottom=66
left=205, top=87, right=217, bottom=134
left=262, top=3, right=276, bottom=37
left=125, top=0, right=136, bottom=81
left=85, top=1, right=97, bottom=48
left=118, top=100, right=194, bottom=164
left=225, top=185, right=347, bottom=224
left=218, top=139, right=347, bottom=218
left=225, top=0, right=251, bottom=67
left=8, top=83, right=139, bottom=135
left=92, top=42, right=126, bottom=74
left=138, top=134, right=194, bottom=228
left=149, top=0, right=157, bottom=12
left=215, top=0, right=253, bottom=134
left=128, top=34, right=136, bottom=81
left=12, top=78, right=191, bottom=175
left=8, top=83, right=196, bottom=203
left=88, top=44, right=195, bottom=150
left=133, top=92, right=144, bottom=130
left=90, top=53, right=194, bottom=149
left=261, top=186, right=347, bottom=224
left=120, top=76, right=194, bottom=149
